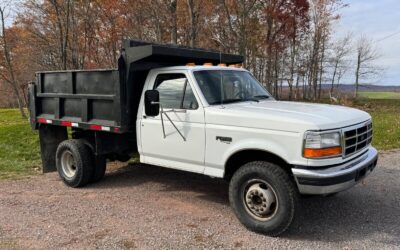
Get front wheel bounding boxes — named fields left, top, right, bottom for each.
left=229, top=161, right=298, bottom=236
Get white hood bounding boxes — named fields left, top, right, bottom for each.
left=205, top=100, right=371, bottom=132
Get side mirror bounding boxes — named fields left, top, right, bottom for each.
left=144, top=90, right=160, bottom=116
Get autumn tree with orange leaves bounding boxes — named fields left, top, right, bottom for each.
left=0, top=0, right=367, bottom=115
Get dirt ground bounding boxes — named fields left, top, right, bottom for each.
left=0, top=150, right=399, bottom=249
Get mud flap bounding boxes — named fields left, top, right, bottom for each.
left=39, top=125, right=68, bottom=173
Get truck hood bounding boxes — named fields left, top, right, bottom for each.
left=205, top=100, right=371, bottom=132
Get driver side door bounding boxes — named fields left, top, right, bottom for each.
left=140, top=72, right=205, bottom=174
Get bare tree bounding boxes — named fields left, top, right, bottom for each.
left=308, top=1, right=329, bottom=100
left=49, top=0, right=72, bottom=70
left=328, top=33, right=352, bottom=98
left=186, top=0, right=200, bottom=47
left=354, top=34, right=381, bottom=98
left=306, top=0, right=345, bottom=100
left=0, top=4, right=27, bottom=118
left=169, top=0, right=177, bottom=44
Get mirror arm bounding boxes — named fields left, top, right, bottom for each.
left=159, top=104, right=166, bottom=139
left=150, top=100, right=186, bottom=141
left=162, top=111, right=186, bottom=141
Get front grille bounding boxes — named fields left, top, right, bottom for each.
left=343, top=122, right=373, bottom=157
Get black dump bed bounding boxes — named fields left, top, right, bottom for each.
left=28, top=40, right=243, bottom=133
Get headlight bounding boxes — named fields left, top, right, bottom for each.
left=303, top=131, right=342, bottom=158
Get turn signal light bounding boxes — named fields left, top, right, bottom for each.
left=303, top=147, right=342, bottom=158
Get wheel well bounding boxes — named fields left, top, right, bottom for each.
left=224, top=149, right=292, bottom=181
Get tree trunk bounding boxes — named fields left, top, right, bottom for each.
left=0, top=7, right=27, bottom=118
left=186, top=0, right=197, bottom=47
left=170, top=0, right=177, bottom=44
left=318, top=36, right=326, bottom=100
left=51, top=0, right=70, bottom=70
left=12, top=85, right=27, bottom=119
left=355, top=53, right=361, bottom=98
left=294, top=75, right=300, bottom=100
left=330, top=61, right=338, bottom=97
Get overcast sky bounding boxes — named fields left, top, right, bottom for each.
left=335, top=0, right=400, bottom=85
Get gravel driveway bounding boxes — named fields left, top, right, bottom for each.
left=0, top=150, right=399, bottom=249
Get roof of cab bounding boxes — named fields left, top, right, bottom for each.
left=150, top=65, right=247, bottom=72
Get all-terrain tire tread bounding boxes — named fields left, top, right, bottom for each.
left=56, top=139, right=93, bottom=188
left=229, top=161, right=298, bottom=236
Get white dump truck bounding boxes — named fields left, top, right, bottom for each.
left=29, top=40, right=378, bottom=236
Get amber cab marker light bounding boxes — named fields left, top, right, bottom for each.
left=218, top=63, right=227, bottom=67
left=186, top=63, right=195, bottom=66
left=203, top=62, right=213, bottom=66
left=304, top=146, right=342, bottom=158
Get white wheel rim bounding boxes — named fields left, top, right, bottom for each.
left=242, top=179, right=279, bottom=221
left=61, top=150, right=76, bottom=179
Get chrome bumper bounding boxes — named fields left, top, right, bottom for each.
left=292, top=147, right=378, bottom=195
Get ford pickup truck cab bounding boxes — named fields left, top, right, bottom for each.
left=137, top=65, right=378, bottom=235
left=29, top=41, right=378, bottom=236
left=138, top=66, right=377, bottom=190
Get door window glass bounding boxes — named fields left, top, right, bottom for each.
left=154, top=74, right=198, bottom=109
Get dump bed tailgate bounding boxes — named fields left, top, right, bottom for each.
left=29, top=69, right=124, bottom=133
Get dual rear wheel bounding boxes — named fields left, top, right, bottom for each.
left=56, top=139, right=106, bottom=187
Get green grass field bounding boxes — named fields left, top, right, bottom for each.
left=359, top=91, right=400, bottom=99
left=0, top=99, right=399, bottom=179
left=0, top=109, right=41, bottom=179
left=353, top=99, right=400, bottom=150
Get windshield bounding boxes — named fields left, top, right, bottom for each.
left=193, top=70, right=271, bottom=105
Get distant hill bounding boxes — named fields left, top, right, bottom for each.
left=333, top=84, right=400, bottom=92
left=282, top=84, right=400, bottom=92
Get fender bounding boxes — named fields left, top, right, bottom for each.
left=204, top=137, right=292, bottom=178
left=222, top=138, right=289, bottom=167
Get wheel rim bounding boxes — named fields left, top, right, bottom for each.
left=61, top=150, right=76, bottom=179
left=242, top=179, right=279, bottom=221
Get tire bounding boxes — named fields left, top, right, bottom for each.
left=56, top=139, right=93, bottom=188
left=229, top=161, right=298, bottom=236
left=90, top=154, right=106, bottom=183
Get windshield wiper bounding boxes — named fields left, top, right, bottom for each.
left=252, top=95, right=270, bottom=99
left=210, top=97, right=262, bottom=105
left=242, top=97, right=259, bottom=102
left=210, top=98, right=244, bottom=105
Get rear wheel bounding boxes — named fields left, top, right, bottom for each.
left=229, top=161, right=298, bottom=236
left=56, top=139, right=93, bottom=187
left=74, top=139, right=107, bottom=183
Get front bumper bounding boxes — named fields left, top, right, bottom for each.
left=292, top=147, right=378, bottom=195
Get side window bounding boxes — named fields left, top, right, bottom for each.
left=182, top=84, right=198, bottom=109
left=154, top=73, right=198, bottom=110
